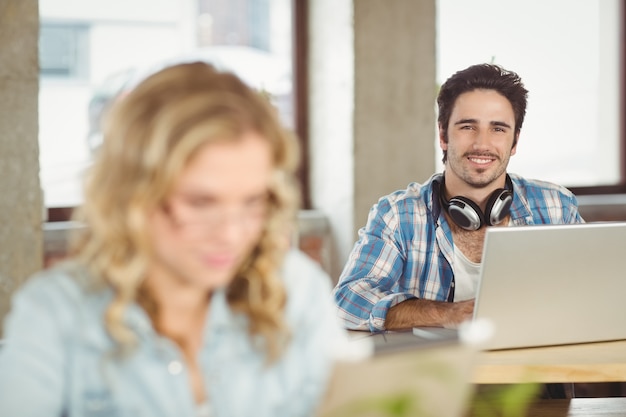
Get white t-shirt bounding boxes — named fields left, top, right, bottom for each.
left=453, top=247, right=481, bottom=301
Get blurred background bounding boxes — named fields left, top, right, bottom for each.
left=30, top=0, right=626, bottom=278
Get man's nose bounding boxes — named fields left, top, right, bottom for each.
left=472, top=129, right=490, bottom=148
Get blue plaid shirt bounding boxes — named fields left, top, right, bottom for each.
left=332, top=173, right=584, bottom=331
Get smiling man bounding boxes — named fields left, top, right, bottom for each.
left=332, top=64, right=584, bottom=332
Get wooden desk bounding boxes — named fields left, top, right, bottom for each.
left=337, top=333, right=626, bottom=416
left=347, top=330, right=626, bottom=384
left=474, top=340, right=626, bottom=384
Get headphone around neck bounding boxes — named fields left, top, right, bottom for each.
left=438, top=174, right=514, bottom=231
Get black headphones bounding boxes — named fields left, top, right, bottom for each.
left=438, top=174, right=514, bottom=231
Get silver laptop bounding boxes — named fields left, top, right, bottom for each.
left=473, top=221, right=626, bottom=350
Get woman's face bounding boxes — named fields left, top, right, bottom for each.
left=147, top=131, right=273, bottom=293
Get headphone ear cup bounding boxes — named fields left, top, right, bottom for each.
left=484, top=189, right=513, bottom=226
left=447, top=196, right=484, bottom=231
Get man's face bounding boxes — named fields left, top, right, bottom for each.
left=440, top=89, right=518, bottom=189
left=148, top=131, right=273, bottom=292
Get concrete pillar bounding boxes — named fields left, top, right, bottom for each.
left=0, top=0, right=43, bottom=334
left=353, top=0, right=437, bottom=229
left=309, top=0, right=436, bottom=281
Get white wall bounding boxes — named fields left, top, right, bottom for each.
left=308, top=0, right=355, bottom=280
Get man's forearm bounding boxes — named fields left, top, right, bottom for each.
left=385, top=298, right=474, bottom=330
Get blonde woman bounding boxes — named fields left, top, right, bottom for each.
left=0, top=63, right=341, bottom=417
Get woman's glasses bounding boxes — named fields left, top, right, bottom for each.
left=161, top=193, right=271, bottom=238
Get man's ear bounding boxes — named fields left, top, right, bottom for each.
left=511, top=131, right=520, bottom=156
left=438, top=124, right=448, bottom=150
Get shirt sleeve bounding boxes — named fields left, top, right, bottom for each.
left=332, top=197, right=417, bottom=332
left=0, top=273, right=73, bottom=417
left=565, top=194, right=585, bottom=224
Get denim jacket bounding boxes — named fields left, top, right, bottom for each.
left=0, top=249, right=341, bottom=417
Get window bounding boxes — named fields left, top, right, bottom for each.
left=436, top=0, right=624, bottom=194
left=39, top=23, right=89, bottom=79
left=39, top=0, right=295, bottom=209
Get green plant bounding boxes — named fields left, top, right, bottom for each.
left=322, top=392, right=427, bottom=417
left=469, top=383, right=541, bottom=417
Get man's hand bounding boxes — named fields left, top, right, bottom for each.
left=385, top=298, right=475, bottom=330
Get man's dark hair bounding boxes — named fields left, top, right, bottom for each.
left=437, top=64, right=528, bottom=163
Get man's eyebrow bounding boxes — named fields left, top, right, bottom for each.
left=491, top=120, right=512, bottom=129
left=453, top=118, right=478, bottom=125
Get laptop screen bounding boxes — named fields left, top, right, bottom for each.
left=474, top=222, right=626, bottom=350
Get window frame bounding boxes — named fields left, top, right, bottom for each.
left=292, top=0, right=311, bottom=208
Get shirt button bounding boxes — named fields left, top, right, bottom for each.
left=168, top=360, right=183, bottom=375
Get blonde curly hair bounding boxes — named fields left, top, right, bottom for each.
left=70, top=62, right=300, bottom=363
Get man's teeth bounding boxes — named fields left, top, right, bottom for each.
left=469, top=157, right=491, bottom=164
